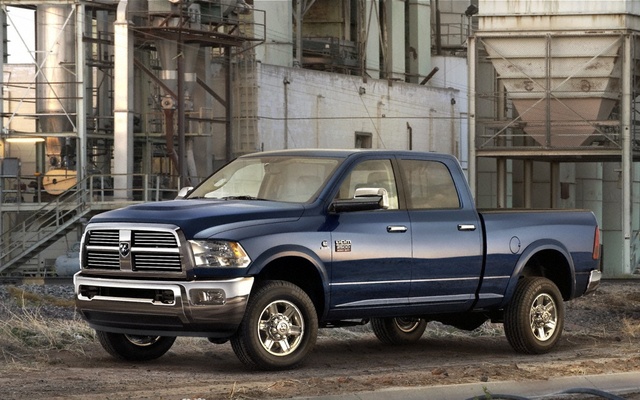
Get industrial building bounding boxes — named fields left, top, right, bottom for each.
left=0, top=0, right=638, bottom=278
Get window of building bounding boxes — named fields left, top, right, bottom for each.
left=355, top=132, right=372, bottom=148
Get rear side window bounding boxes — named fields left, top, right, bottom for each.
left=399, top=160, right=460, bottom=210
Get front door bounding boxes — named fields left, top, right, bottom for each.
left=328, top=158, right=412, bottom=315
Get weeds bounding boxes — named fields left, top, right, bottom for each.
left=621, top=317, right=640, bottom=338
left=0, top=286, right=95, bottom=364
left=7, top=285, right=75, bottom=308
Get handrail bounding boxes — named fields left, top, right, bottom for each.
left=0, top=176, right=89, bottom=273
left=0, top=173, right=199, bottom=274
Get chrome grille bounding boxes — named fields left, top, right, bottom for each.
left=87, top=230, right=119, bottom=246
left=133, top=253, right=183, bottom=271
left=86, top=252, right=120, bottom=270
left=133, top=231, right=177, bottom=248
left=83, top=226, right=183, bottom=273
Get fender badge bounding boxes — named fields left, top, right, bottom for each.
left=335, top=240, right=352, bottom=252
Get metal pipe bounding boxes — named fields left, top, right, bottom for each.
left=622, top=33, right=632, bottom=275
left=225, top=46, right=232, bottom=161
left=434, top=0, right=441, bottom=55
left=177, top=40, right=187, bottom=185
left=468, top=35, right=477, bottom=199
left=295, top=0, right=302, bottom=67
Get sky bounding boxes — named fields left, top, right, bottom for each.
left=5, top=6, right=36, bottom=64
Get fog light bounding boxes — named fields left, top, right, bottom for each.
left=190, top=289, right=226, bottom=306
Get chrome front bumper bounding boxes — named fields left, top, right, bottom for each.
left=74, top=274, right=254, bottom=338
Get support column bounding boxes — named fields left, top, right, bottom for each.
left=468, top=36, right=476, bottom=198
left=0, top=7, right=4, bottom=139
left=75, top=4, right=86, bottom=183
left=550, top=161, right=559, bottom=208
left=524, top=160, right=533, bottom=208
left=385, top=0, right=405, bottom=80
left=113, top=1, right=134, bottom=200
left=497, top=158, right=506, bottom=208
left=407, top=0, right=430, bottom=84
left=365, top=0, right=380, bottom=79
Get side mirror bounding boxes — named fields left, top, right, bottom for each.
left=176, top=186, right=194, bottom=199
left=330, top=187, right=389, bottom=213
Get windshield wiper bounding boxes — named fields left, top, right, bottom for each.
left=221, top=195, right=266, bottom=201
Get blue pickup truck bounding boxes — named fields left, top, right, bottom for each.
left=74, top=149, right=601, bottom=370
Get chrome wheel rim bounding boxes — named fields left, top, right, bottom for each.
left=529, top=293, right=558, bottom=341
left=257, top=300, right=304, bottom=356
left=124, top=335, right=161, bottom=347
left=394, top=317, right=422, bottom=333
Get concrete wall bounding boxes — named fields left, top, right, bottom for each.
left=254, top=64, right=461, bottom=157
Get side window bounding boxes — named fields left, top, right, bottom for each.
left=335, top=159, right=399, bottom=210
left=399, top=160, right=460, bottom=210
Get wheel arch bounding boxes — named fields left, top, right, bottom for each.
left=248, top=246, right=328, bottom=321
left=501, top=240, right=575, bottom=307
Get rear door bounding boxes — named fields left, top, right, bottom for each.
left=399, top=157, right=484, bottom=312
left=328, top=158, right=412, bottom=315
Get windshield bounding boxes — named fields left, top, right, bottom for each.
left=187, top=156, right=341, bottom=203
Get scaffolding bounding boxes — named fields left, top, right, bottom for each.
left=469, top=30, right=640, bottom=275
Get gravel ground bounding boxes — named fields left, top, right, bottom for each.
left=0, top=282, right=76, bottom=319
left=0, top=280, right=639, bottom=400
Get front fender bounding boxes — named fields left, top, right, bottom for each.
left=247, top=245, right=331, bottom=318
left=498, top=239, right=575, bottom=309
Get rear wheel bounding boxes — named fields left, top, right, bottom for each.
left=504, top=277, right=564, bottom=354
left=371, top=317, right=427, bottom=345
left=96, top=331, right=176, bottom=361
left=231, top=280, right=318, bottom=370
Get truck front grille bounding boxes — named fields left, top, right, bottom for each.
left=83, top=226, right=185, bottom=273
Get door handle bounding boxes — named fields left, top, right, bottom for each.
left=457, top=224, right=476, bottom=231
left=387, top=225, right=408, bottom=233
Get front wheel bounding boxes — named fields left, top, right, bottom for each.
left=371, top=317, right=427, bottom=345
left=231, top=280, right=318, bottom=370
left=504, top=277, right=564, bottom=354
left=96, top=331, right=176, bottom=361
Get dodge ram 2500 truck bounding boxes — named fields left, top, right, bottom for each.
left=74, top=149, right=601, bottom=370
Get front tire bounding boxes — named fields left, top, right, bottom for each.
left=504, top=277, right=564, bottom=354
left=371, top=317, right=427, bottom=345
left=96, top=331, right=176, bottom=361
left=231, top=280, right=318, bottom=370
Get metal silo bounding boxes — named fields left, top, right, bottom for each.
left=36, top=4, right=76, bottom=171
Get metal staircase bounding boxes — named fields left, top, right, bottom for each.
left=0, top=179, right=93, bottom=275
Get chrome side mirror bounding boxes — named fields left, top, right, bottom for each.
left=176, top=186, right=194, bottom=199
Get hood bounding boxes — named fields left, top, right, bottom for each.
left=89, top=199, right=305, bottom=238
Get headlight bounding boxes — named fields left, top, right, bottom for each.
left=189, top=240, right=251, bottom=268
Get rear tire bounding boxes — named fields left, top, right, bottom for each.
left=96, top=331, right=176, bottom=361
left=504, top=277, right=564, bottom=354
left=231, top=280, right=318, bottom=370
left=371, top=317, right=427, bottom=345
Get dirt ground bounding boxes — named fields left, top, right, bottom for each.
left=1, top=280, right=640, bottom=400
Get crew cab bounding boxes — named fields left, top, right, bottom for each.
left=74, top=149, right=601, bottom=370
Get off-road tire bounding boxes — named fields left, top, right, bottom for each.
left=231, top=280, right=318, bottom=370
left=371, top=317, right=427, bottom=345
left=96, top=331, right=176, bottom=361
left=504, top=277, right=564, bottom=354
